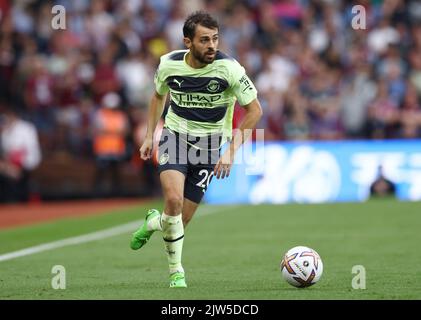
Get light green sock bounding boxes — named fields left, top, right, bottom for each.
left=147, top=213, right=162, bottom=232
left=161, top=213, right=184, bottom=274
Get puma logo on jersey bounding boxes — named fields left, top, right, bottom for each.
left=173, top=78, right=184, bottom=88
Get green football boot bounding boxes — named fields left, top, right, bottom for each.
left=169, top=272, right=187, bottom=288
left=130, top=209, right=160, bottom=250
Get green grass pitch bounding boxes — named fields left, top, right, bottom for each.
left=0, top=199, right=420, bottom=299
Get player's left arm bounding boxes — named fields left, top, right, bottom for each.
left=214, top=98, right=262, bottom=179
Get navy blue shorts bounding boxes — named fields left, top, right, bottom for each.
left=157, top=128, right=222, bottom=203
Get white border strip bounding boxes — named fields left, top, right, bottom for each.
left=0, top=205, right=236, bottom=262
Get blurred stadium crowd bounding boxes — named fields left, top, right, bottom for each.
left=1, top=0, right=421, bottom=201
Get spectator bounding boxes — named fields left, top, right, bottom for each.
left=366, top=80, right=400, bottom=139
left=91, top=48, right=121, bottom=104
left=23, top=55, right=55, bottom=131
left=369, top=165, right=396, bottom=198
left=92, top=92, right=129, bottom=197
left=0, top=103, right=41, bottom=202
left=408, top=25, right=421, bottom=95
left=367, top=18, right=400, bottom=56
left=399, top=83, right=421, bottom=138
left=340, top=63, right=377, bottom=138
left=377, top=44, right=407, bottom=106
left=116, top=51, right=154, bottom=107
left=283, top=87, right=311, bottom=141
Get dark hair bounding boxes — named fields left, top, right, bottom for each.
left=183, top=11, right=219, bottom=39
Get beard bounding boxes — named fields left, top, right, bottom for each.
left=191, top=46, right=216, bottom=64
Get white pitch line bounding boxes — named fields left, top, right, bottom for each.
left=0, top=205, right=237, bottom=263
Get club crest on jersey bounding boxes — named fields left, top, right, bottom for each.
left=159, top=153, right=169, bottom=165
left=207, top=79, right=220, bottom=93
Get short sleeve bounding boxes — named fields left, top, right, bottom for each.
left=230, top=61, right=258, bottom=106
left=154, top=62, right=169, bottom=96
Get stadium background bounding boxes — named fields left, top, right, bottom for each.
left=1, top=0, right=421, bottom=202
left=1, top=0, right=421, bottom=302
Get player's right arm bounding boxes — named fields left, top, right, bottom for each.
left=139, top=91, right=167, bottom=160
left=140, top=56, right=170, bottom=160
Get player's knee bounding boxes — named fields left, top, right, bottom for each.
left=165, top=194, right=183, bottom=214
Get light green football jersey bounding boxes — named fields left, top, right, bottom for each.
left=154, top=49, right=257, bottom=144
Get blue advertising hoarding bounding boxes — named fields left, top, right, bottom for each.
left=204, top=140, right=421, bottom=204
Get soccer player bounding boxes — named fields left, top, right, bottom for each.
left=130, top=11, right=262, bottom=288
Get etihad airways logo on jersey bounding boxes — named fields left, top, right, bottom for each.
left=172, top=92, right=222, bottom=107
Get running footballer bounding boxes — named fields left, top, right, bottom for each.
left=130, top=11, right=263, bottom=288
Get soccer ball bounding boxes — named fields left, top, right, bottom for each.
left=280, top=246, right=323, bottom=288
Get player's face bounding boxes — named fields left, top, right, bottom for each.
left=186, top=25, right=219, bottom=65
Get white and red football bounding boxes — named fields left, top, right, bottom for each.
left=280, top=246, right=323, bottom=288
